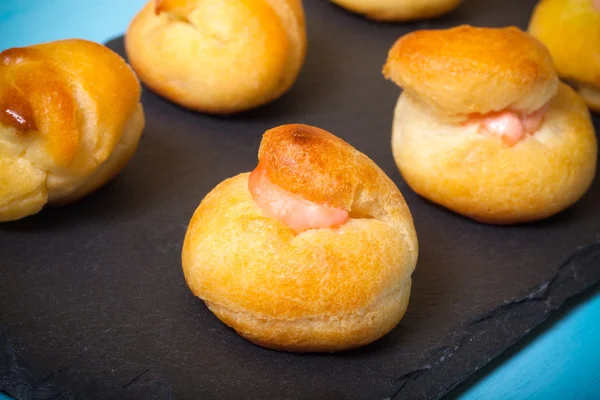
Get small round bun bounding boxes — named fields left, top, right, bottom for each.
left=578, top=84, right=600, bottom=112
left=391, top=83, right=597, bottom=224
left=182, top=124, right=418, bottom=352
left=383, top=25, right=559, bottom=117
left=329, top=0, right=461, bottom=21
left=0, top=39, right=144, bottom=222
left=125, top=0, right=307, bottom=114
left=528, top=0, right=600, bottom=112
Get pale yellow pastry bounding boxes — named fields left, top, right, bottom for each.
left=0, top=39, right=145, bottom=223
left=182, top=124, right=418, bottom=352
left=329, top=0, right=462, bottom=21
left=528, top=0, right=600, bottom=112
left=125, top=0, right=307, bottom=114
left=383, top=26, right=597, bottom=224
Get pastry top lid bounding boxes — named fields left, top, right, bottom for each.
left=383, top=25, right=558, bottom=117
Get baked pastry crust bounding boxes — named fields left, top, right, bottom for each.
left=329, top=0, right=461, bottom=21
left=391, top=83, right=597, bottom=224
left=383, top=25, right=558, bottom=119
left=528, top=0, right=600, bottom=112
left=125, top=0, right=307, bottom=114
left=0, top=39, right=144, bottom=222
left=182, top=124, right=418, bottom=352
left=384, top=25, right=597, bottom=224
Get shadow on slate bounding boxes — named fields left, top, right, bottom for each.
left=1, top=0, right=600, bottom=399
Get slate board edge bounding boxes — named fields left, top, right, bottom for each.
left=388, top=241, right=600, bottom=400
left=1, top=242, right=599, bottom=400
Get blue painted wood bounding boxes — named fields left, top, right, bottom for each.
left=0, top=0, right=146, bottom=51
left=454, top=290, right=600, bottom=400
left=0, top=2, right=598, bottom=400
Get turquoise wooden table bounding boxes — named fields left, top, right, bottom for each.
left=0, top=1, right=599, bottom=399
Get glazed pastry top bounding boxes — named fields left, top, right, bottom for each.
left=383, top=25, right=558, bottom=118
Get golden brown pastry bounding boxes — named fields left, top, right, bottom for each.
left=528, top=0, right=600, bottom=112
left=383, top=26, right=597, bottom=224
left=0, top=39, right=145, bottom=222
left=125, top=0, right=307, bottom=115
left=182, top=124, right=418, bottom=352
left=329, top=0, right=461, bottom=21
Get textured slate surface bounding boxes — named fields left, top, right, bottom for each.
left=1, top=0, right=600, bottom=399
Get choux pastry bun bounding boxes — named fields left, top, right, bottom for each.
left=329, top=0, right=462, bottom=22
left=383, top=26, right=597, bottom=224
left=125, top=0, right=307, bottom=115
left=528, top=0, right=600, bottom=112
left=182, top=124, right=418, bottom=352
left=0, top=39, right=145, bottom=222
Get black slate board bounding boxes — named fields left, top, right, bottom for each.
left=2, top=0, right=600, bottom=399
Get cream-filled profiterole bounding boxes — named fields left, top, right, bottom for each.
left=182, top=124, right=418, bottom=352
left=0, top=39, right=145, bottom=222
left=383, top=25, right=597, bottom=224
left=125, top=0, right=307, bottom=115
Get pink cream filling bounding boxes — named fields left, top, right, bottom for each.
left=248, top=163, right=350, bottom=232
left=467, top=103, right=549, bottom=146
left=594, top=0, right=600, bottom=12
